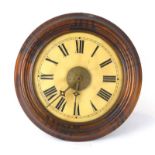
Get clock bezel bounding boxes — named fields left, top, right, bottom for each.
left=15, top=13, right=142, bottom=141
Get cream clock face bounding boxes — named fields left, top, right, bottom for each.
left=33, top=32, right=123, bottom=123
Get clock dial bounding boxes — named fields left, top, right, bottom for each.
left=33, top=32, right=123, bottom=123
left=15, top=13, right=142, bottom=141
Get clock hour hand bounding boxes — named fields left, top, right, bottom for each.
left=59, top=85, right=71, bottom=96
left=46, top=85, right=71, bottom=108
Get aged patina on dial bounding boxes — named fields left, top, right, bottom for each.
left=15, top=13, right=142, bottom=141
left=33, top=32, right=123, bottom=122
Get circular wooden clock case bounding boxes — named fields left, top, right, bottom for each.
left=15, top=13, right=142, bottom=141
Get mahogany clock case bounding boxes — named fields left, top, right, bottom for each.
left=14, top=13, right=142, bottom=141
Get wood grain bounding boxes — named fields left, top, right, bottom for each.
left=14, top=13, right=142, bottom=141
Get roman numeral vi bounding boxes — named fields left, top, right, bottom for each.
left=74, top=104, right=80, bottom=116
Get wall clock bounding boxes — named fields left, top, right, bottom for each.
left=15, top=13, right=142, bottom=141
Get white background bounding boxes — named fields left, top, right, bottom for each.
left=0, top=0, right=155, bottom=155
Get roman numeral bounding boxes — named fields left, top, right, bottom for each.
left=100, top=58, right=112, bottom=68
left=40, top=74, right=54, bottom=80
left=97, top=88, right=112, bottom=101
left=58, top=43, right=69, bottom=56
left=45, top=58, right=58, bottom=65
left=90, top=101, right=97, bottom=111
left=103, top=76, right=116, bottom=82
left=74, top=104, right=80, bottom=116
left=76, top=39, right=84, bottom=53
left=55, top=97, right=66, bottom=112
left=43, top=86, right=57, bottom=101
left=91, top=45, right=99, bottom=57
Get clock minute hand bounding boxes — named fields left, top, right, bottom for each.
left=73, top=82, right=80, bottom=115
